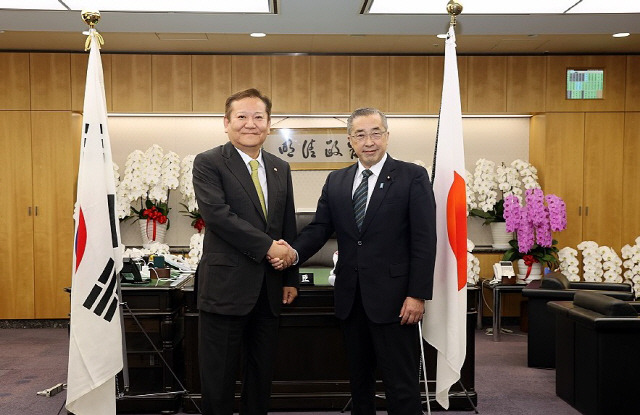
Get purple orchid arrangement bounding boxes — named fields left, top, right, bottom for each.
left=502, top=188, right=567, bottom=268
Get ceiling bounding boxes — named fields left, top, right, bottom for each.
left=0, top=0, right=639, bottom=55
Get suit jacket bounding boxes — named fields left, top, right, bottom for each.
left=293, top=156, right=436, bottom=324
left=193, top=141, right=298, bottom=317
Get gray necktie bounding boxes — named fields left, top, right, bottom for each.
left=353, top=169, right=372, bottom=231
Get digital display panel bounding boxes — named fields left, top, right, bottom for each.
left=567, top=69, right=604, bottom=99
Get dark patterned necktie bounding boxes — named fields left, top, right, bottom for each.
left=353, top=169, right=372, bottom=231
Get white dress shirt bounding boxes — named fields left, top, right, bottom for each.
left=352, top=153, right=388, bottom=211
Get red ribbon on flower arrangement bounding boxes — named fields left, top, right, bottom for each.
left=522, top=254, right=538, bottom=278
left=193, top=217, right=205, bottom=233
left=143, top=206, right=168, bottom=240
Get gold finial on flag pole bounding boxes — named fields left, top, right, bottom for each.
left=82, top=10, right=104, bottom=51
left=446, top=1, right=463, bottom=26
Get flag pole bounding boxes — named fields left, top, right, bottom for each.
left=81, top=10, right=130, bottom=395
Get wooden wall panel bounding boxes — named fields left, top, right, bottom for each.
left=428, top=56, right=468, bottom=113
left=545, top=55, right=626, bottom=112
left=71, top=53, right=113, bottom=112
left=231, top=56, right=271, bottom=96
left=0, top=53, right=30, bottom=110
left=29, top=53, right=71, bottom=110
left=192, top=55, right=231, bottom=113
left=152, top=55, right=192, bottom=112
left=528, top=114, right=546, bottom=184
left=111, top=54, right=152, bottom=112
left=583, top=112, right=624, bottom=250
left=388, top=56, right=428, bottom=113
left=0, top=111, right=35, bottom=318
left=271, top=56, right=310, bottom=113
left=467, top=56, right=507, bottom=113
left=626, top=56, right=640, bottom=111
left=541, top=113, right=585, bottom=249
left=310, top=56, right=350, bottom=113
left=622, top=112, right=640, bottom=246
left=31, top=112, right=81, bottom=318
left=349, top=56, right=389, bottom=111
left=507, top=56, right=546, bottom=113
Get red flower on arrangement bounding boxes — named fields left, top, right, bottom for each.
left=194, top=217, right=205, bottom=232
left=142, top=206, right=168, bottom=224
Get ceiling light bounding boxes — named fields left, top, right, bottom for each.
left=250, top=32, right=266, bottom=38
left=367, top=0, right=578, bottom=14
left=0, top=0, right=273, bottom=13
left=366, top=0, right=640, bottom=14
left=567, top=0, right=640, bottom=13
left=0, top=0, right=66, bottom=10
left=612, top=32, right=630, bottom=38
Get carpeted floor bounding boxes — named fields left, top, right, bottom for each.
left=0, top=326, right=580, bottom=415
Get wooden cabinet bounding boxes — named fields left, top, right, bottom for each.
left=111, top=54, right=153, bottom=112
left=0, top=111, right=80, bottom=319
left=152, top=55, right=193, bottom=112
left=389, top=56, right=428, bottom=113
left=192, top=55, right=231, bottom=113
left=467, top=56, right=507, bottom=113
left=271, top=56, right=311, bottom=113
left=0, top=53, right=31, bottom=110
left=310, top=56, right=350, bottom=113
left=349, top=56, right=389, bottom=111
left=29, top=53, right=71, bottom=110
left=532, top=112, right=625, bottom=250
left=0, top=111, right=35, bottom=318
left=622, top=112, right=640, bottom=246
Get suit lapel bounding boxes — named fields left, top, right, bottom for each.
left=360, top=157, right=395, bottom=234
left=222, top=142, right=267, bottom=224
left=263, top=152, right=281, bottom=225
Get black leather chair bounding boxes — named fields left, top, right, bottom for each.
left=295, top=211, right=338, bottom=268
left=522, top=271, right=634, bottom=368
left=549, top=292, right=640, bottom=415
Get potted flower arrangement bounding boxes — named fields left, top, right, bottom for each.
left=116, top=144, right=180, bottom=247
left=178, top=154, right=205, bottom=233
left=467, top=159, right=540, bottom=248
left=502, top=188, right=567, bottom=282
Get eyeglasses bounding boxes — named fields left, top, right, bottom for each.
left=350, top=130, right=387, bottom=142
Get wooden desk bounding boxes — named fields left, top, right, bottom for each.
left=182, top=278, right=478, bottom=411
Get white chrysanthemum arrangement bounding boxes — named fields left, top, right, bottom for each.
left=558, top=247, right=580, bottom=281
left=186, top=233, right=205, bottom=266
left=118, top=144, right=181, bottom=225
left=577, top=241, right=605, bottom=282
left=467, top=158, right=541, bottom=224
left=179, top=155, right=205, bottom=233
left=470, top=159, right=498, bottom=214
left=621, top=237, right=640, bottom=297
left=467, top=239, right=480, bottom=285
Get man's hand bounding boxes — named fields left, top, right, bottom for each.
left=282, top=286, right=298, bottom=304
left=266, top=239, right=296, bottom=270
left=399, top=297, right=425, bottom=325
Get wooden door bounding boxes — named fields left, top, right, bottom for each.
left=31, top=112, right=82, bottom=318
left=540, top=113, right=585, bottom=249
left=622, top=112, right=640, bottom=246
left=0, top=111, right=35, bottom=318
left=582, top=113, right=624, bottom=249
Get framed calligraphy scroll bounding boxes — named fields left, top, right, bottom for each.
left=265, top=127, right=356, bottom=170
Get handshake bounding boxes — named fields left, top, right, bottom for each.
left=266, top=239, right=297, bottom=270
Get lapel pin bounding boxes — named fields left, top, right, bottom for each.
left=387, top=176, right=391, bottom=180
left=274, top=167, right=278, bottom=172
left=380, top=183, right=384, bottom=189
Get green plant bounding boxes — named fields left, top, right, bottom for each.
left=469, top=198, right=505, bottom=225
left=502, top=238, right=560, bottom=270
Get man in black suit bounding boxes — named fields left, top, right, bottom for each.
left=274, top=107, right=436, bottom=414
left=193, top=88, right=298, bottom=415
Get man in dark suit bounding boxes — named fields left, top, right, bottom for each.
left=192, top=88, right=298, bottom=415
left=274, top=107, right=436, bottom=414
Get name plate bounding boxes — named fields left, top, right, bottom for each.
left=299, top=272, right=315, bottom=285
